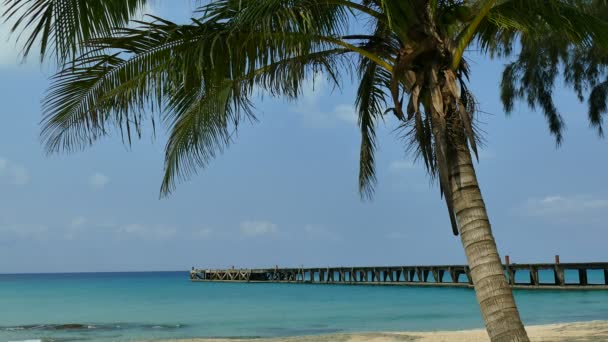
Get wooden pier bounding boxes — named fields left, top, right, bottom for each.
left=190, top=256, right=608, bottom=290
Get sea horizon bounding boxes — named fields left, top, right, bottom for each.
left=0, top=270, right=186, bottom=276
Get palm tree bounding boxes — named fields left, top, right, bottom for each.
left=4, top=1, right=608, bottom=341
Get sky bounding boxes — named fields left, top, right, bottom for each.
left=0, top=2, right=607, bottom=274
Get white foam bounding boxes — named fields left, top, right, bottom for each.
left=9, top=340, right=42, bottom=342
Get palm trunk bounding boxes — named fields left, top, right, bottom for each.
left=450, top=144, right=530, bottom=341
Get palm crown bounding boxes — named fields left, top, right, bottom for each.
left=4, top=1, right=608, bottom=235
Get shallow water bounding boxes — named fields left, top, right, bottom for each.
left=0, top=271, right=607, bottom=341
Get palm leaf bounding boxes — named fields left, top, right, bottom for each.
left=355, top=57, right=390, bottom=199
left=2, top=0, right=148, bottom=62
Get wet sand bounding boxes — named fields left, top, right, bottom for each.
left=158, top=320, right=608, bottom=342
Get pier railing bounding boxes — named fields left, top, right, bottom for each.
left=190, top=256, right=608, bottom=290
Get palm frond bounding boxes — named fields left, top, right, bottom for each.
left=41, top=19, right=207, bottom=153
left=482, top=1, right=608, bottom=144
left=2, top=0, right=148, bottom=62
left=40, top=7, right=357, bottom=193
left=355, top=57, right=390, bottom=199
left=161, top=79, right=254, bottom=195
left=452, top=0, right=497, bottom=69
left=588, top=79, right=608, bottom=137
left=161, top=46, right=350, bottom=195
left=477, top=0, right=608, bottom=56
left=500, top=46, right=564, bottom=144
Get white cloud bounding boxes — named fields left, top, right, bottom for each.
left=121, top=223, right=146, bottom=234
left=240, top=220, right=278, bottom=237
left=0, top=6, right=42, bottom=69
left=0, top=22, right=22, bottom=67
left=520, top=194, right=608, bottom=223
left=291, top=76, right=357, bottom=126
left=303, top=224, right=341, bottom=241
left=332, top=104, right=358, bottom=124
left=389, top=160, right=416, bottom=172
left=90, top=172, right=109, bottom=189
left=0, top=223, right=48, bottom=240
left=0, top=157, right=30, bottom=185
left=117, top=223, right=177, bottom=240
left=70, top=216, right=87, bottom=228
left=61, top=218, right=181, bottom=241
left=64, top=216, right=88, bottom=240
left=192, top=228, right=213, bottom=239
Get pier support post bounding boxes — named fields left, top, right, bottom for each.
left=530, top=267, right=539, bottom=286
left=414, top=268, right=422, bottom=282
left=604, top=268, right=608, bottom=285
left=432, top=269, right=439, bottom=283
left=422, top=269, right=430, bottom=282
left=505, top=255, right=514, bottom=285
left=554, top=266, right=565, bottom=286
left=579, top=269, right=588, bottom=286
left=464, top=267, right=473, bottom=285
left=448, top=267, right=456, bottom=283
left=554, top=255, right=564, bottom=286
left=506, top=267, right=515, bottom=285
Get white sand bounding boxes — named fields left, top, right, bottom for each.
left=158, top=321, right=608, bottom=342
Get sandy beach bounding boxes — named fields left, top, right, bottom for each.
left=158, top=321, right=608, bottom=342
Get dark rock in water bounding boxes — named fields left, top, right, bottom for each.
left=1, top=322, right=187, bottom=333
left=53, top=324, right=87, bottom=330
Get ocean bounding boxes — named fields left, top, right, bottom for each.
left=1, top=271, right=607, bottom=342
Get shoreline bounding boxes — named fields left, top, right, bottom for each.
left=156, top=320, right=608, bottom=342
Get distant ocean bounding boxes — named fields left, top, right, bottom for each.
left=1, top=271, right=607, bottom=342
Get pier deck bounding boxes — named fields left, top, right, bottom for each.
left=190, top=257, right=608, bottom=290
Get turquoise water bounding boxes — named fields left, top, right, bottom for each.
left=1, top=271, right=607, bottom=342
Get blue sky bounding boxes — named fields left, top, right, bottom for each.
left=0, top=2, right=607, bottom=273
